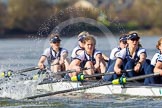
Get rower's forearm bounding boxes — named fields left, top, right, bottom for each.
left=139, top=54, right=146, bottom=64
left=154, top=68, right=162, bottom=74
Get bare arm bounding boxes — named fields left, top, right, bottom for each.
left=69, top=59, right=81, bottom=77
left=154, top=61, right=162, bottom=75
left=94, top=54, right=102, bottom=69
left=60, top=52, right=68, bottom=64
left=138, top=53, right=146, bottom=64
left=38, top=56, right=46, bottom=69
left=102, top=53, right=109, bottom=62
left=69, top=59, right=81, bottom=71
left=114, top=58, right=123, bottom=74
left=134, top=53, right=146, bottom=72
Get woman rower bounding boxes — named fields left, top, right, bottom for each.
left=145, top=37, right=162, bottom=84
left=69, top=35, right=106, bottom=79
left=38, top=33, right=70, bottom=79
left=113, top=31, right=149, bottom=80
left=144, top=38, right=162, bottom=84
left=71, top=31, right=109, bottom=62
left=103, top=34, right=128, bottom=81
left=71, top=31, right=89, bottom=60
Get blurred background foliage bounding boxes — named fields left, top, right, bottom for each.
left=0, top=0, right=162, bottom=37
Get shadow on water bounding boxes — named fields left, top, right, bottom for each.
left=1, top=94, right=162, bottom=108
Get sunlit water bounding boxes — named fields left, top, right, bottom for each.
left=0, top=36, right=161, bottom=107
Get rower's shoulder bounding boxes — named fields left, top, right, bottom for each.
left=60, top=47, right=69, bottom=52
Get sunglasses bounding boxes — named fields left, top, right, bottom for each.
left=130, top=38, right=139, bottom=41
left=123, top=41, right=127, bottom=44
left=53, top=41, right=60, bottom=44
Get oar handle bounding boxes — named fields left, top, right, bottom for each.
left=127, top=72, right=160, bottom=82
left=121, top=69, right=133, bottom=73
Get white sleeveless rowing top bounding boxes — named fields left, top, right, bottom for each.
left=71, top=45, right=83, bottom=59
left=110, top=46, right=121, bottom=60
left=42, top=47, right=68, bottom=64
left=76, top=49, right=102, bottom=62
left=151, top=52, right=161, bottom=66
left=157, top=54, right=162, bottom=62
left=117, top=47, right=146, bottom=61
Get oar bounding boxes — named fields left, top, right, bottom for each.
left=55, top=67, right=92, bottom=75
left=71, top=69, right=133, bottom=81
left=14, top=66, right=39, bottom=74
left=0, top=66, right=39, bottom=78
left=112, top=72, right=160, bottom=85
left=25, top=72, right=160, bottom=99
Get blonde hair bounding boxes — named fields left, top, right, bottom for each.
left=78, top=31, right=89, bottom=38
left=156, top=37, right=162, bottom=50
left=83, top=35, right=96, bottom=45
left=128, top=31, right=140, bottom=35
left=49, top=33, right=60, bottom=38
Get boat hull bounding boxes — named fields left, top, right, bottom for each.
left=36, top=81, right=162, bottom=97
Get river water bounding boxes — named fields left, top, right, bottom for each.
left=0, top=36, right=161, bottom=107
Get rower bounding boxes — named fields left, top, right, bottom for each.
left=111, top=31, right=150, bottom=81
left=154, top=51, right=162, bottom=83
left=69, top=35, right=106, bottom=80
left=71, top=31, right=109, bottom=62
left=103, top=34, right=128, bottom=81
left=71, top=31, right=89, bottom=60
left=38, top=33, right=70, bottom=79
left=144, top=38, right=162, bottom=84
left=145, top=37, right=162, bottom=84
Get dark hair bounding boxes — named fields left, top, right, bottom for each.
left=119, top=34, right=127, bottom=41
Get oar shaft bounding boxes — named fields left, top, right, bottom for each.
left=38, top=79, right=69, bottom=85
left=56, top=70, right=75, bottom=75
left=15, top=67, right=39, bottom=74
left=84, top=71, right=115, bottom=79
left=127, top=73, right=160, bottom=82
left=85, top=69, right=133, bottom=79
left=56, top=67, right=91, bottom=75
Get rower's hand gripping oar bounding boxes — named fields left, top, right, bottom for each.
left=71, top=69, right=133, bottom=82
left=25, top=72, right=160, bottom=99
